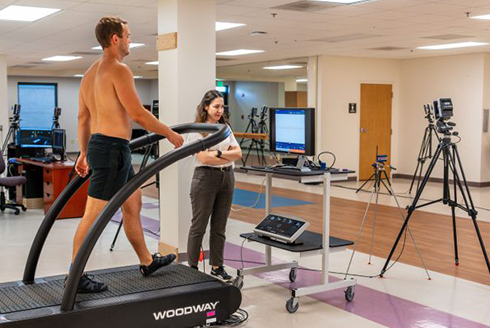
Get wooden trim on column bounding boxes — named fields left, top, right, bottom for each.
left=393, top=173, right=490, bottom=188
left=156, top=32, right=178, bottom=51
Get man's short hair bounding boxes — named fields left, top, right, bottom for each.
left=95, top=16, right=127, bottom=49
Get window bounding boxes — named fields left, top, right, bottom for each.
left=18, top=83, right=58, bottom=129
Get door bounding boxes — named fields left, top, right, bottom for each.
left=359, top=84, right=392, bottom=181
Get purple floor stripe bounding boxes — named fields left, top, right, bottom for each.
left=223, top=242, right=490, bottom=328
left=121, top=205, right=490, bottom=328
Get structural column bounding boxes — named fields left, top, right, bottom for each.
left=0, top=55, right=8, bottom=151
left=157, top=0, right=216, bottom=258
left=307, top=56, right=320, bottom=154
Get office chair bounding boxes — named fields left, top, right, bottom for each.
left=0, top=151, right=26, bottom=215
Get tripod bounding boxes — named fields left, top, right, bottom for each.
left=380, top=130, right=490, bottom=278
left=1, top=105, right=20, bottom=156
left=241, top=107, right=267, bottom=166
left=346, top=162, right=430, bottom=279
left=408, top=114, right=440, bottom=194
left=110, top=142, right=159, bottom=251
left=356, top=150, right=392, bottom=195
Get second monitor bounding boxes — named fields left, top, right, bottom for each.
left=269, top=107, right=315, bottom=170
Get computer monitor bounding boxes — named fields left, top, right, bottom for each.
left=269, top=108, right=315, bottom=157
left=52, top=128, right=66, bottom=159
left=17, top=129, right=53, bottom=148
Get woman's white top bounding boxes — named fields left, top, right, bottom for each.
left=186, top=129, right=239, bottom=168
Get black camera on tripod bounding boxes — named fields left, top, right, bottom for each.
left=9, top=104, right=21, bottom=127
left=433, top=98, right=457, bottom=135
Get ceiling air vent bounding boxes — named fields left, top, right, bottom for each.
left=216, top=57, right=237, bottom=61
left=70, top=51, right=99, bottom=56
left=8, top=65, right=34, bottom=69
left=422, top=34, right=474, bottom=40
left=272, top=1, right=338, bottom=12
left=369, top=46, right=407, bottom=51
left=27, top=61, right=50, bottom=65
left=312, top=33, right=381, bottom=43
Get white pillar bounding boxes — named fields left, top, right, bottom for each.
left=0, top=55, right=8, bottom=152
left=157, top=0, right=216, bottom=258
left=307, top=56, right=320, bottom=154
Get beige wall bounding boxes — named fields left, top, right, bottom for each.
left=318, top=56, right=401, bottom=174
left=317, top=53, right=488, bottom=183
left=398, top=54, right=484, bottom=183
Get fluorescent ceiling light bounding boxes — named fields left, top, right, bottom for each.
left=216, top=22, right=245, bottom=31
left=134, top=76, right=143, bottom=79
left=216, top=49, right=264, bottom=56
left=74, top=74, right=84, bottom=78
left=314, top=0, right=370, bottom=3
left=91, top=43, right=145, bottom=50
left=145, top=61, right=158, bottom=65
left=417, top=42, right=489, bottom=50
left=263, top=65, right=303, bottom=70
left=0, top=5, right=60, bottom=22
left=471, top=14, right=490, bottom=20
left=296, top=79, right=308, bottom=83
left=43, top=56, right=81, bottom=62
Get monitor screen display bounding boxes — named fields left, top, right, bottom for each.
left=269, top=108, right=315, bottom=156
left=18, top=129, right=52, bottom=148
left=52, top=129, right=66, bottom=154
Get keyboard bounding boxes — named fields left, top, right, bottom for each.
left=30, top=157, right=54, bottom=163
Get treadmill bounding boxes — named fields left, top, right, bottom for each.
left=0, top=123, right=242, bottom=328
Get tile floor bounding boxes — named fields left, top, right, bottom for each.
left=1, top=172, right=490, bottom=328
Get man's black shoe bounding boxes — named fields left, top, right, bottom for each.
left=190, top=265, right=199, bottom=270
left=140, top=253, right=176, bottom=276
left=64, top=274, right=108, bottom=293
left=211, top=266, right=232, bottom=281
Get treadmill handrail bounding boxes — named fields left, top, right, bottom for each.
left=22, top=123, right=229, bottom=285
left=61, top=123, right=230, bottom=311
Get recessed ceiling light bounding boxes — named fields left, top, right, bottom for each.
left=314, top=0, right=371, bottom=3
left=0, top=5, right=60, bottom=22
left=296, top=79, right=308, bottom=83
left=263, top=65, right=303, bottom=70
left=145, top=61, right=158, bottom=65
left=91, top=43, right=145, bottom=50
left=417, top=42, right=489, bottom=50
left=216, top=49, right=264, bottom=56
left=216, top=22, right=245, bottom=31
left=134, top=76, right=143, bottom=79
left=43, top=56, right=82, bottom=62
left=74, top=74, right=84, bottom=78
left=470, top=14, right=490, bottom=20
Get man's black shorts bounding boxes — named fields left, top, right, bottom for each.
left=87, top=133, right=135, bottom=201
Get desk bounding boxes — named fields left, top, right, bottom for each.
left=235, top=166, right=357, bottom=313
left=234, top=132, right=268, bottom=140
left=16, top=159, right=89, bottom=219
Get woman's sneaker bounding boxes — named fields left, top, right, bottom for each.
left=211, top=266, right=232, bottom=281
left=140, top=253, right=176, bottom=276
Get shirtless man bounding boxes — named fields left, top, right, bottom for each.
left=72, top=16, right=184, bottom=293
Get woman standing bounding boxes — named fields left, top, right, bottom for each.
left=187, top=90, right=242, bottom=281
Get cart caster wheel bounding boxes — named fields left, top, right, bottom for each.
left=289, top=268, right=297, bottom=282
left=21, top=206, right=26, bottom=212
left=232, top=276, right=244, bottom=290
left=286, top=297, right=299, bottom=313
left=14, top=209, right=20, bottom=215
left=345, top=286, right=355, bottom=302
left=0, top=208, right=4, bottom=212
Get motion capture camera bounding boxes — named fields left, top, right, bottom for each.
left=433, top=98, right=453, bottom=120
left=432, top=98, right=456, bottom=135
left=9, top=104, right=21, bottom=126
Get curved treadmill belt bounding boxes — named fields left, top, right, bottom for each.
left=0, top=264, right=217, bottom=314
